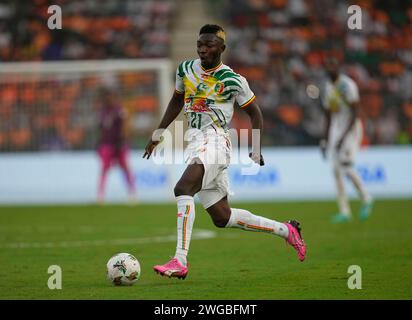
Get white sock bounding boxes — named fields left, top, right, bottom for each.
left=174, top=195, right=195, bottom=267
left=334, top=165, right=351, bottom=216
left=344, top=167, right=372, bottom=203
left=225, top=208, right=289, bottom=239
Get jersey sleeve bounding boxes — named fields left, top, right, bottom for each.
left=235, top=75, right=256, bottom=108
left=175, top=62, right=185, bottom=94
left=344, top=78, right=360, bottom=104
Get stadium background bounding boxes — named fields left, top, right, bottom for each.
left=0, top=0, right=411, bottom=300
left=0, top=0, right=411, bottom=203
left=1, top=0, right=412, bottom=151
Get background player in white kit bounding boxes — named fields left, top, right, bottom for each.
left=143, top=25, right=306, bottom=279
left=320, top=57, right=373, bottom=223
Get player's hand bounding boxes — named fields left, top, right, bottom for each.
left=143, top=139, right=160, bottom=159
left=249, top=152, right=265, bottom=166
left=320, top=139, right=327, bottom=159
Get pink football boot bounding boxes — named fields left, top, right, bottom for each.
left=153, top=258, right=188, bottom=279
left=285, top=220, right=307, bottom=262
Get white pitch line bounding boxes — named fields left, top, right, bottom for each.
left=0, top=225, right=96, bottom=234
left=0, top=229, right=217, bottom=249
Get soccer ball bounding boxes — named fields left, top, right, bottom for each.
left=106, top=253, right=141, bottom=286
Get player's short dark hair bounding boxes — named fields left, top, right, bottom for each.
left=199, top=24, right=226, bottom=43
left=199, top=24, right=224, bottom=35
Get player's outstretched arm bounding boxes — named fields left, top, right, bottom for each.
left=143, top=92, right=184, bottom=159
left=242, top=100, right=265, bottom=166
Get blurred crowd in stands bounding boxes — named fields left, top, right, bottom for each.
left=0, top=0, right=175, bottom=61
left=0, top=0, right=411, bottom=151
left=222, top=0, right=412, bottom=146
left=0, top=0, right=174, bottom=151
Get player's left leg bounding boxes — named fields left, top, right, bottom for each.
left=331, top=162, right=352, bottom=223
left=117, top=146, right=137, bottom=202
left=205, top=196, right=306, bottom=262
left=206, top=197, right=288, bottom=237
left=340, top=124, right=373, bottom=220
left=344, top=164, right=373, bottom=220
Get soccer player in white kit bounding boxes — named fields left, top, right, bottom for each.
left=143, top=25, right=306, bottom=279
left=321, top=57, right=373, bottom=223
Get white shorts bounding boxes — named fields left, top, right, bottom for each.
left=329, top=120, right=362, bottom=165
left=185, top=132, right=231, bottom=209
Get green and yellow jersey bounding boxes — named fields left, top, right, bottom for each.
left=175, top=59, right=256, bottom=133
left=323, top=74, right=360, bottom=136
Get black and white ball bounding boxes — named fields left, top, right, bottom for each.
left=107, top=253, right=141, bottom=286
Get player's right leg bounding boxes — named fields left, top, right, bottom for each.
left=205, top=196, right=306, bottom=262
left=153, top=163, right=204, bottom=279
left=117, top=146, right=137, bottom=203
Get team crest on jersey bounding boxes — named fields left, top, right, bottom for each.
left=214, top=82, right=225, bottom=94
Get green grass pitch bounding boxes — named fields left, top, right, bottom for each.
left=0, top=199, right=411, bottom=299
